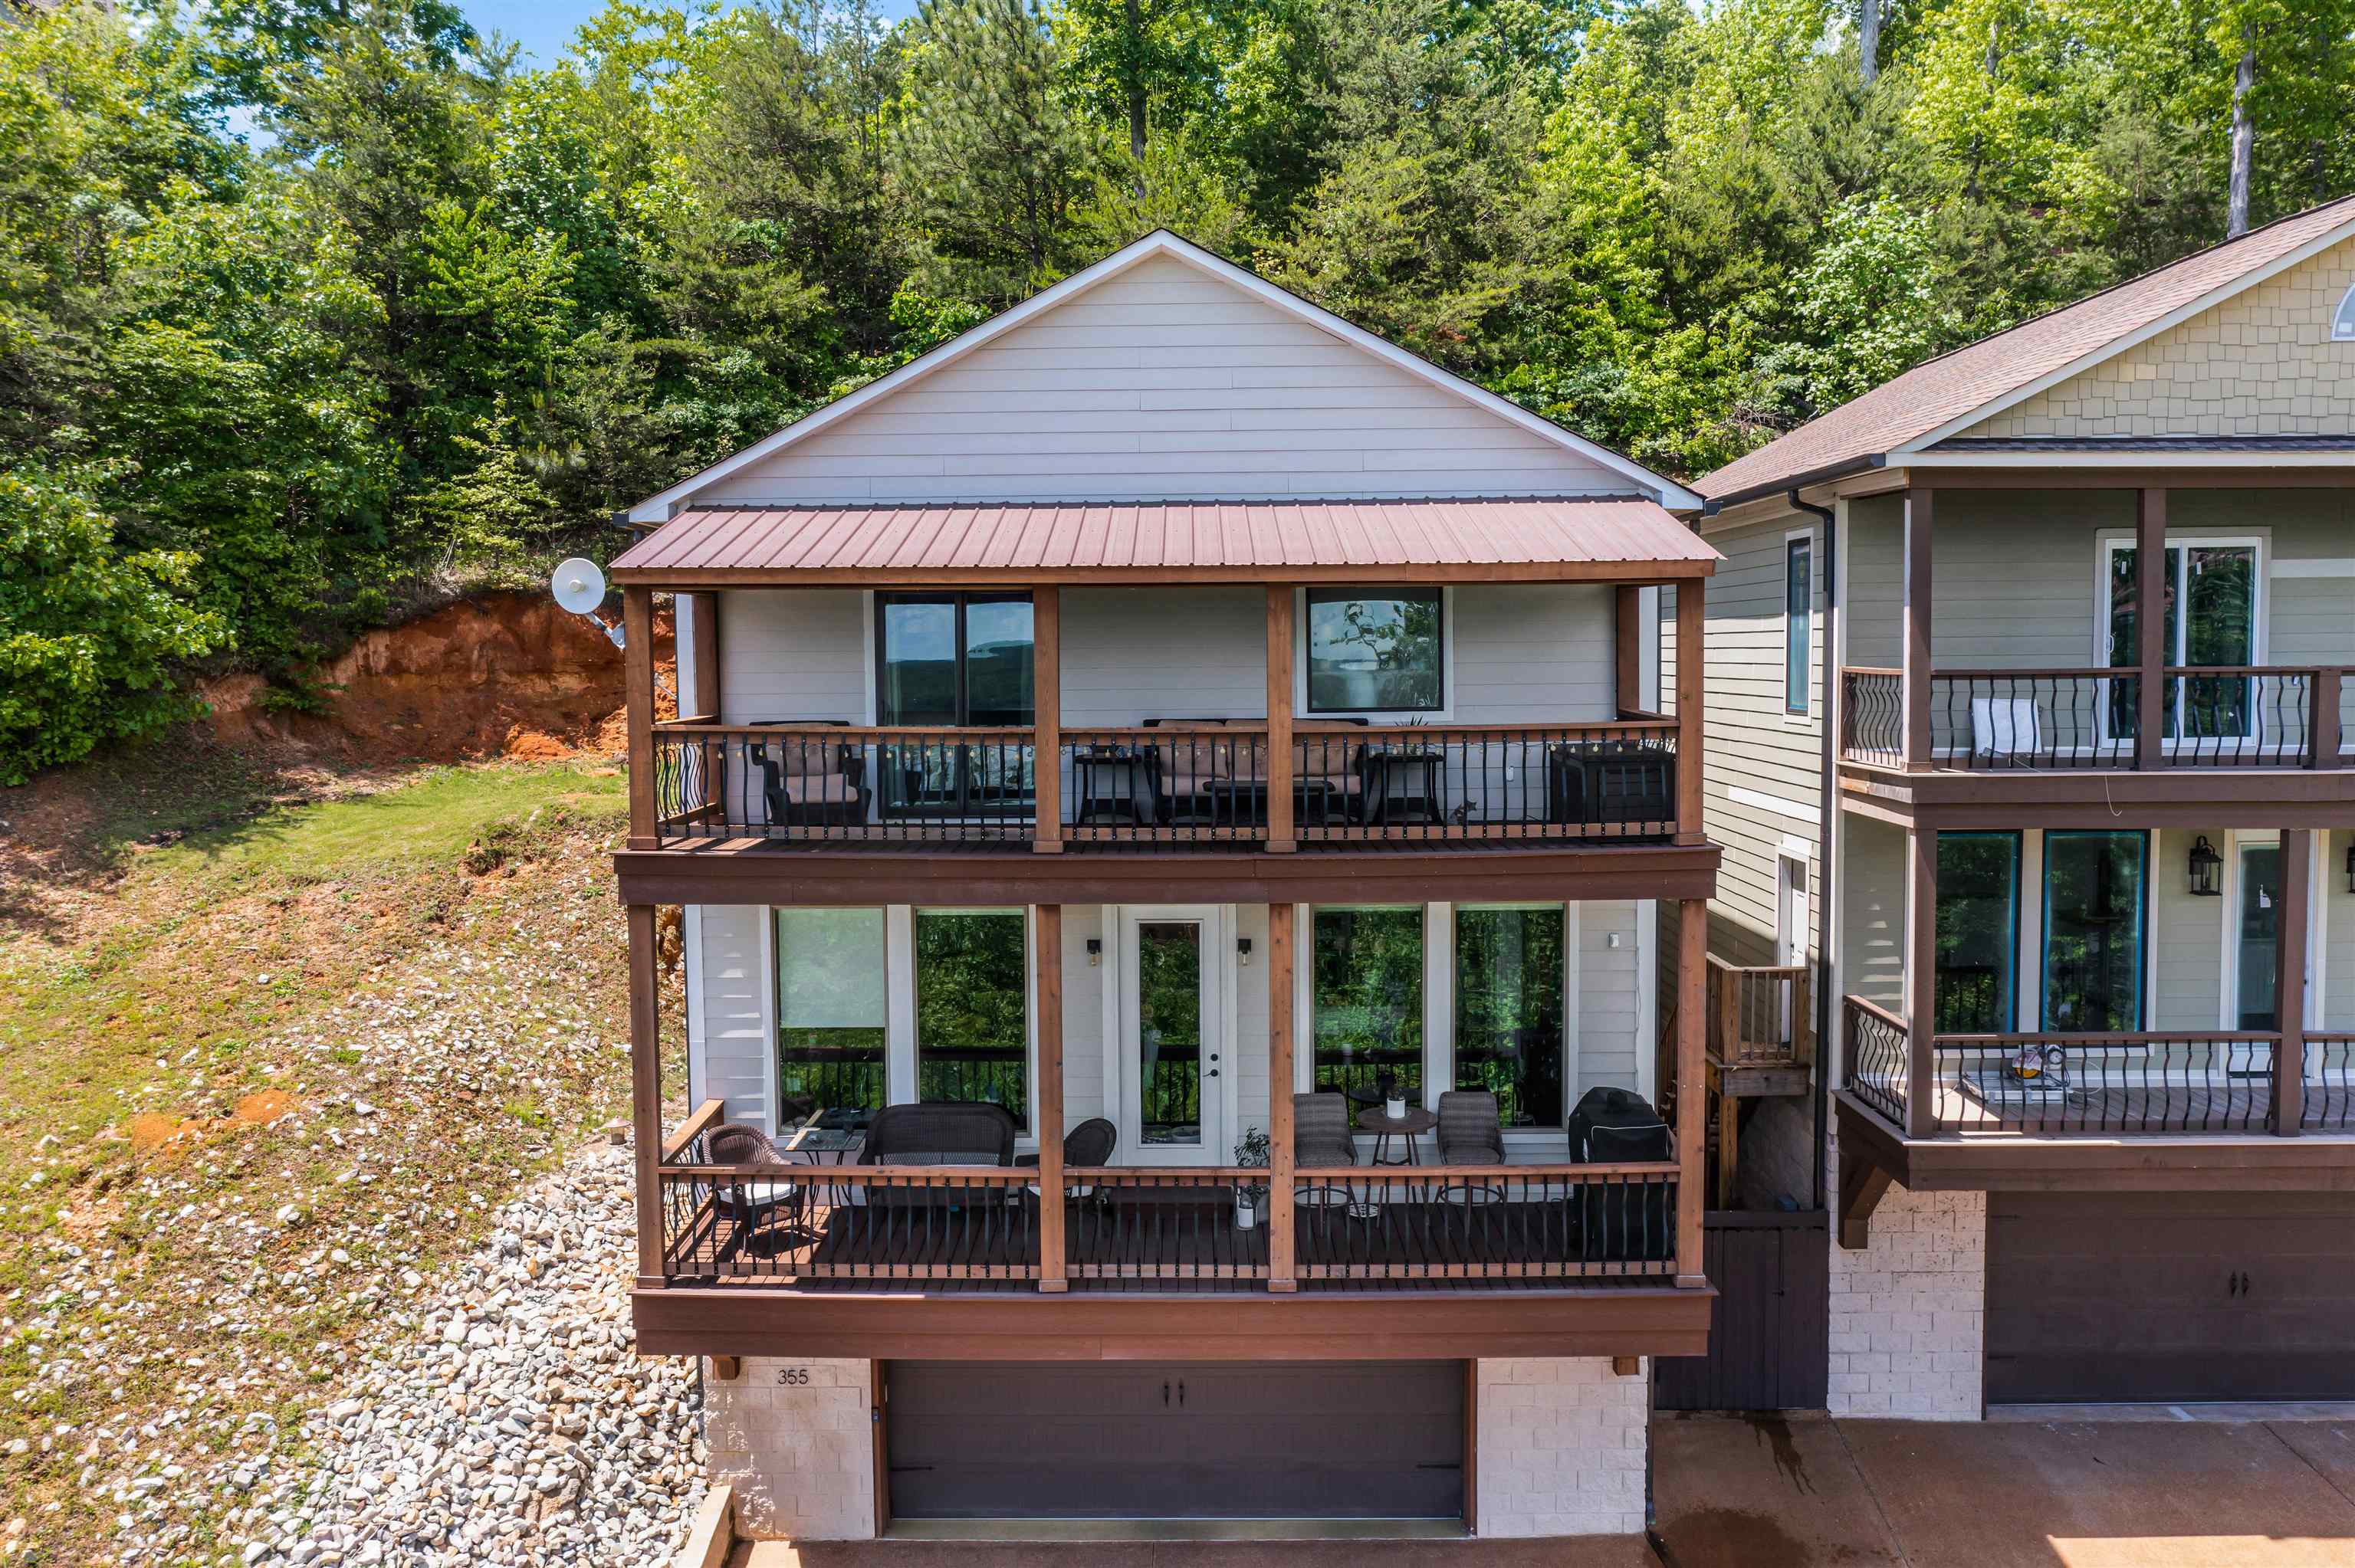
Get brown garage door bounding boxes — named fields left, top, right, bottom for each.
left=1987, top=1192, right=2355, bottom=1404
left=885, top=1361, right=1465, bottom=1520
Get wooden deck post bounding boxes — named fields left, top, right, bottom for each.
left=1033, top=588, right=1063, bottom=853
left=2311, top=668, right=2341, bottom=770
left=1903, top=826, right=1937, bottom=1140
left=624, top=585, right=658, bottom=850
left=1267, top=903, right=1298, bottom=1292
left=2275, top=830, right=2310, bottom=1137
left=2134, top=490, right=2166, bottom=771
left=1036, top=903, right=1069, bottom=1289
left=1674, top=581, right=1705, bottom=845
left=1902, top=487, right=1933, bottom=771
left=1675, top=897, right=1706, bottom=1288
left=1615, top=584, right=1644, bottom=714
left=1265, top=585, right=1296, bottom=853
left=628, top=902, right=665, bottom=1290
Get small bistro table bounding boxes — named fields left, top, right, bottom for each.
left=1353, top=1104, right=1438, bottom=1166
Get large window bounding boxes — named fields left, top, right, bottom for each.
left=1454, top=907, right=1566, bottom=1128
left=1312, top=907, right=1426, bottom=1098
left=1785, top=534, right=1812, bottom=716
left=1935, top=834, right=2019, bottom=1033
left=2042, top=830, right=2147, bottom=1032
left=914, top=910, right=1029, bottom=1130
left=1306, top=589, right=1443, bottom=713
left=877, top=592, right=1034, bottom=726
left=2103, top=540, right=2259, bottom=742
left=774, top=908, right=888, bottom=1114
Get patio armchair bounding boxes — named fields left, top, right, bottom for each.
left=705, top=1122, right=809, bottom=1257
left=746, top=720, right=869, bottom=828
left=1435, top=1090, right=1506, bottom=1166
left=1545, top=741, right=1676, bottom=828
left=1013, top=1117, right=1119, bottom=1169
left=1292, top=1091, right=1358, bottom=1169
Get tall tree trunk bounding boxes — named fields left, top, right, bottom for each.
left=1858, top=0, right=1880, bottom=87
left=1125, top=0, right=1148, bottom=171
left=2228, top=36, right=2256, bottom=238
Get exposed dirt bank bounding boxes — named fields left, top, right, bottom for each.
left=199, top=592, right=674, bottom=766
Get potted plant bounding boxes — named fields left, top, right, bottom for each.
left=1232, top=1127, right=1270, bottom=1230
left=1375, top=1069, right=1407, bottom=1120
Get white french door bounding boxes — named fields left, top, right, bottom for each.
left=1109, top=906, right=1231, bottom=1167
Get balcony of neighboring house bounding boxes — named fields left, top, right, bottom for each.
left=1831, top=483, right=2355, bottom=820
left=606, top=498, right=1722, bottom=910
left=1829, top=810, right=2355, bottom=1245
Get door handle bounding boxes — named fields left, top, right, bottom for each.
left=1207, top=1069, right=1220, bottom=1078
left=1162, top=1380, right=1171, bottom=1406
left=1178, top=1379, right=1186, bottom=1407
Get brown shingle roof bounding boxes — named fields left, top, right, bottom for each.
left=610, top=497, right=1718, bottom=584
left=1697, top=195, right=2355, bottom=504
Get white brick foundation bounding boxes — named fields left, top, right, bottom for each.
left=1828, top=1179, right=1985, bottom=1419
left=701, top=1357, right=875, bottom=1541
left=1473, top=1357, right=1649, bottom=1537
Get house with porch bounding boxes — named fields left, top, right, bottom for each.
left=604, top=231, right=1729, bottom=1541
left=1687, top=195, right=2355, bottom=1415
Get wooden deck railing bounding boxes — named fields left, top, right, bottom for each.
left=1838, top=665, right=2350, bottom=771
left=1706, top=956, right=1811, bottom=1067
left=649, top=717, right=1691, bottom=849
left=652, top=1101, right=1686, bottom=1294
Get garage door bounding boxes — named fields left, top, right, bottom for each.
left=885, top=1361, right=1464, bottom=1520
left=1987, top=1192, right=2355, bottom=1403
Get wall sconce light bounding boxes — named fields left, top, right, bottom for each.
left=1086, top=937, right=1102, bottom=966
left=2344, top=840, right=2353, bottom=896
left=2187, top=835, right=2223, bottom=898
left=1237, top=937, right=1253, bottom=966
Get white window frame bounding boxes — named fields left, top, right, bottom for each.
left=2334, top=280, right=2355, bottom=341
left=769, top=903, right=1039, bottom=1152
left=1784, top=527, right=1817, bottom=720
left=1296, top=586, right=1456, bottom=723
left=2092, top=531, right=2269, bottom=752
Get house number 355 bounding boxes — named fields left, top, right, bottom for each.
left=777, top=1367, right=812, bottom=1386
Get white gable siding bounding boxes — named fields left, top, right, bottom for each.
left=703, top=254, right=1630, bottom=505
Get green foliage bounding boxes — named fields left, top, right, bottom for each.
left=0, top=467, right=228, bottom=782
left=11, top=0, right=2355, bottom=781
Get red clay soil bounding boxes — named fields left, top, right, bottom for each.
left=199, top=592, right=675, bottom=766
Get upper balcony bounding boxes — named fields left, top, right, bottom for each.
left=608, top=498, right=1722, bottom=907
left=1832, top=481, right=2355, bottom=824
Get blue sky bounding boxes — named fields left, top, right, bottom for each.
left=468, top=0, right=919, bottom=68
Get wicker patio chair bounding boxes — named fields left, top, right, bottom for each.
left=1435, top=1090, right=1506, bottom=1165
left=1013, top=1117, right=1119, bottom=1169
left=705, top=1122, right=807, bottom=1257
left=1293, top=1092, right=1358, bottom=1168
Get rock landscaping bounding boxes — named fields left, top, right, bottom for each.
left=233, top=1143, right=708, bottom=1568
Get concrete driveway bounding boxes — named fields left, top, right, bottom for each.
left=731, top=1413, right=2355, bottom=1567
left=1653, top=1412, right=2355, bottom=1568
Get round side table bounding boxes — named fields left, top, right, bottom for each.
left=1353, top=1104, right=1438, bottom=1166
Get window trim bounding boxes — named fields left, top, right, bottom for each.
left=1933, top=830, right=2022, bottom=1034
left=1299, top=586, right=1450, bottom=718
left=911, top=907, right=1035, bottom=1134
left=2038, top=828, right=2151, bottom=1034
left=770, top=906, right=893, bottom=1122
left=874, top=589, right=1036, bottom=727
left=2092, top=532, right=2268, bottom=750
left=1784, top=529, right=1815, bottom=719
left=1450, top=901, right=1577, bottom=1133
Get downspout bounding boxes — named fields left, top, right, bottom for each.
left=1790, top=487, right=1838, bottom=1213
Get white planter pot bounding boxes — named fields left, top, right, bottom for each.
left=1384, top=1097, right=1407, bottom=1120
left=1233, top=1197, right=1259, bottom=1231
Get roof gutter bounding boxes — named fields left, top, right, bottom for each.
left=1700, top=454, right=1885, bottom=517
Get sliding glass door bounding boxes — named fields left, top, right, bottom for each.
left=2041, top=831, right=2148, bottom=1032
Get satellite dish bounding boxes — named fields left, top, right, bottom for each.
left=552, top=558, right=606, bottom=615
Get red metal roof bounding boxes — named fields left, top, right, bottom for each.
left=1699, top=194, right=2355, bottom=504
left=612, top=497, right=1716, bottom=583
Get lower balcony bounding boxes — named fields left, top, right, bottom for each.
left=1834, top=996, right=2355, bottom=1245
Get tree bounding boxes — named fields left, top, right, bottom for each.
left=894, top=0, right=1095, bottom=299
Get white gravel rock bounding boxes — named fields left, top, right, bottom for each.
left=238, top=1143, right=707, bottom=1567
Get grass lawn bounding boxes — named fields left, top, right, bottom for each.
left=0, top=751, right=652, bottom=1565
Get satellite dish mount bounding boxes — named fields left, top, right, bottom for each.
left=551, top=557, right=625, bottom=649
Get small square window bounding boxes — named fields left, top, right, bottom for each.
left=1305, top=589, right=1443, bottom=713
